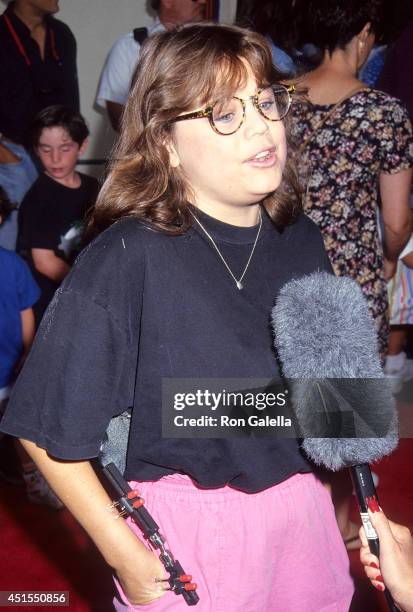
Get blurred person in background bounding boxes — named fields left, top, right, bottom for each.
left=236, top=0, right=322, bottom=78
left=290, top=0, right=413, bottom=550
left=0, top=0, right=79, bottom=250
left=379, top=17, right=413, bottom=131
left=378, top=14, right=413, bottom=383
left=384, top=228, right=413, bottom=388
left=0, top=187, right=61, bottom=509
left=96, top=0, right=208, bottom=132
left=359, top=1, right=413, bottom=90
left=0, top=187, right=38, bottom=418
left=17, top=106, right=98, bottom=327
left=291, top=0, right=412, bottom=362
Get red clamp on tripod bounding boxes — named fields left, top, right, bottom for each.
left=102, top=462, right=200, bottom=606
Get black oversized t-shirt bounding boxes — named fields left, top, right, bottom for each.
left=17, top=172, right=98, bottom=319
left=2, top=210, right=332, bottom=492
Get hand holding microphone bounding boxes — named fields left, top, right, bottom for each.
left=359, top=509, right=413, bottom=612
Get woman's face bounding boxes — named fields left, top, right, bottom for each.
left=168, top=72, right=287, bottom=220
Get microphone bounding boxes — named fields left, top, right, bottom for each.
left=272, top=271, right=398, bottom=611
left=272, top=271, right=397, bottom=466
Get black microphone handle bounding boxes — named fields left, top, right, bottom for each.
left=350, top=464, right=398, bottom=612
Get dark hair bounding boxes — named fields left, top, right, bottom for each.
left=0, top=186, right=15, bottom=224
left=381, top=0, right=413, bottom=43
left=87, top=23, right=302, bottom=239
left=150, top=0, right=160, bottom=12
left=305, top=0, right=384, bottom=53
left=237, top=0, right=303, bottom=54
left=27, top=105, right=89, bottom=148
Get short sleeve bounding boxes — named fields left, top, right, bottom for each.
left=96, top=34, right=140, bottom=107
left=1, top=289, right=138, bottom=459
left=18, top=189, right=55, bottom=251
left=376, top=99, right=413, bottom=173
left=14, top=253, right=40, bottom=310
left=1, top=220, right=144, bottom=459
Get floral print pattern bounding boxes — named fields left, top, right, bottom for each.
left=291, top=89, right=413, bottom=357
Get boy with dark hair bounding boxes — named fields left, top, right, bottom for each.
left=0, top=0, right=79, bottom=250
left=18, top=105, right=99, bottom=325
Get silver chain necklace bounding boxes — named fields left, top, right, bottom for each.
left=190, top=208, right=262, bottom=290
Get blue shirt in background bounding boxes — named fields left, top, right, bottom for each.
left=360, top=45, right=387, bottom=87
left=0, top=142, right=38, bottom=250
left=266, top=37, right=296, bottom=77
left=0, top=247, right=39, bottom=388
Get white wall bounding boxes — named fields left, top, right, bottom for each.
left=57, top=1, right=154, bottom=176
left=55, top=0, right=237, bottom=177
left=219, top=0, right=237, bottom=24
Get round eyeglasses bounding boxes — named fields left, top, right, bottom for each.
left=170, top=84, right=295, bottom=135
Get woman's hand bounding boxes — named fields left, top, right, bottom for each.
left=116, top=547, right=169, bottom=606
left=359, top=509, right=413, bottom=611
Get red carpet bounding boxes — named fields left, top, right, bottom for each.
left=0, top=405, right=412, bottom=611
left=0, top=479, right=114, bottom=611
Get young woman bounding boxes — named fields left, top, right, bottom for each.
left=0, top=24, right=354, bottom=611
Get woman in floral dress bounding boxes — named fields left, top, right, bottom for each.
left=290, top=0, right=413, bottom=552
left=291, top=0, right=413, bottom=359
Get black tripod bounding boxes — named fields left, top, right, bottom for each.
left=102, top=462, right=200, bottom=606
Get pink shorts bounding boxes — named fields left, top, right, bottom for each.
left=113, top=472, right=354, bottom=612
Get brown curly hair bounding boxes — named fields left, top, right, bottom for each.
left=87, top=23, right=303, bottom=238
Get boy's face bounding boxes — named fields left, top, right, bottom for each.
left=36, top=126, right=86, bottom=183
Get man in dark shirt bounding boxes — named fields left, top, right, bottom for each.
left=0, top=0, right=79, bottom=143
left=0, top=0, right=79, bottom=249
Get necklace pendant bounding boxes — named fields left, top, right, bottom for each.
left=190, top=209, right=262, bottom=295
